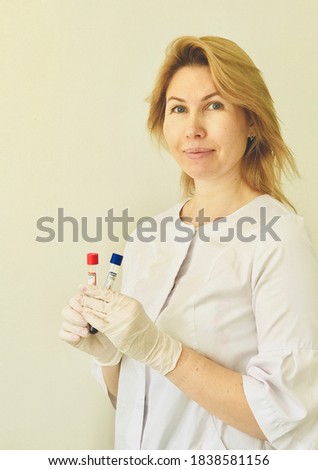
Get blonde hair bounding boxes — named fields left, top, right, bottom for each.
left=147, top=36, right=298, bottom=209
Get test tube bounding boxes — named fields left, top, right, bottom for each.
left=87, top=253, right=99, bottom=286
left=87, top=252, right=99, bottom=334
left=104, top=253, right=124, bottom=289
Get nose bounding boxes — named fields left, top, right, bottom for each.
left=185, top=114, right=206, bottom=139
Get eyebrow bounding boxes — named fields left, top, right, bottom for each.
left=166, top=92, right=220, bottom=103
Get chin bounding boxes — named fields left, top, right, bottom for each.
left=184, top=168, right=217, bottom=181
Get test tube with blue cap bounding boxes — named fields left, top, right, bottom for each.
left=104, top=253, right=124, bottom=289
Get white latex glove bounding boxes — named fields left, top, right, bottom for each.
left=81, top=286, right=182, bottom=375
left=59, top=287, right=122, bottom=366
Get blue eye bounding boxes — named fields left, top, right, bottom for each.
left=209, top=102, right=223, bottom=110
left=172, top=105, right=186, bottom=113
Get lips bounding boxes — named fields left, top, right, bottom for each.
left=183, top=148, right=215, bottom=159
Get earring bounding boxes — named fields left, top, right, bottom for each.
left=249, top=135, right=255, bottom=142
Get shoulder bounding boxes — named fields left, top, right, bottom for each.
left=254, top=195, right=311, bottom=245
left=251, top=196, right=318, bottom=274
left=245, top=194, right=299, bottom=220
left=239, top=195, right=310, bottom=244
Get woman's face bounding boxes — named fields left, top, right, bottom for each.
left=163, top=65, right=252, bottom=186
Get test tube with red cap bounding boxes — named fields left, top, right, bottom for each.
left=87, top=253, right=99, bottom=286
left=87, top=253, right=99, bottom=334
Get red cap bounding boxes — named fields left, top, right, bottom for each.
left=87, top=253, right=99, bottom=265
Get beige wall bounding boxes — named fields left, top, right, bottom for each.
left=1, top=0, right=317, bottom=449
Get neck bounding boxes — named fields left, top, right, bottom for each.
left=182, top=177, right=262, bottom=223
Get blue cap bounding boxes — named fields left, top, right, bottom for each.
left=110, top=253, right=123, bottom=266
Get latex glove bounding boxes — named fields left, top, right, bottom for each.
left=59, top=288, right=122, bottom=366
left=81, top=286, right=182, bottom=375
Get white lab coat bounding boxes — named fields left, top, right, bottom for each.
left=93, top=195, right=318, bottom=449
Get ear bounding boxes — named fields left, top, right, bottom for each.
left=248, top=122, right=255, bottom=139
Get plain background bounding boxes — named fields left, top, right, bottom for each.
left=0, top=0, right=317, bottom=450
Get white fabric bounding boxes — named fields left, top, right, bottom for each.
left=93, top=195, right=318, bottom=449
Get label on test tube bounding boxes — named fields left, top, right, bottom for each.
left=104, top=253, right=123, bottom=289
left=104, top=270, right=117, bottom=289
left=87, top=272, right=96, bottom=285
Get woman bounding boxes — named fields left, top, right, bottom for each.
left=60, top=36, right=318, bottom=449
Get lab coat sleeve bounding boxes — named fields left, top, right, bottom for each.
left=242, top=214, right=318, bottom=449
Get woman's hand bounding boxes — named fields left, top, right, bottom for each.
left=59, top=287, right=122, bottom=366
left=81, top=286, right=182, bottom=375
